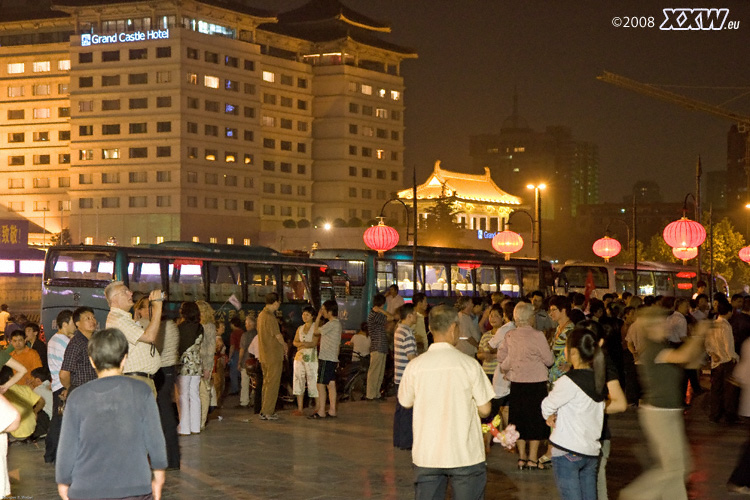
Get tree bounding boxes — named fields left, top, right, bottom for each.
left=50, top=228, right=72, bottom=246
left=423, top=184, right=461, bottom=233
left=700, top=216, right=750, bottom=289
left=641, top=234, right=677, bottom=263
left=611, top=238, right=644, bottom=265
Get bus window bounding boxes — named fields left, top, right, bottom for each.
left=637, top=271, right=655, bottom=296
left=376, top=260, right=395, bottom=293
left=395, top=262, right=420, bottom=298
left=323, top=260, right=365, bottom=287
left=653, top=271, right=673, bottom=296
left=450, top=265, right=472, bottom=296
left=49, top=251, right=116, bottom=282
left=209, top=262, right=242, bottom=303
left=128, top=259, right=162, bottom=296
left=19, top=260, right=44, bottom=274
left=559, top=266, right=609, bottom=290
left=247, top=266, right=276, bottom=303
left=521, top=268, right=539, bottom=296
left=0, top=260, right=14, bottom=273
left=282, top=267, right=309, bottom=302
left=168, top=259, right=205, bottom=302
left=476, top=266, right=497, bottom=294
left=424, top=263, right=448, bottom=297
left=614, top=270, right=633, bottom=295
left=499, top=267, right=520, bottom=297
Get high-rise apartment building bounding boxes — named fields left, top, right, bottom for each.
left=726, top=124, right=749, bottom=211
left=469, top=97, right=599, bottom=221
left=0, top=0, right=415, bottom=245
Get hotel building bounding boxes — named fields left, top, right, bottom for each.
left=0, top=0, right=416, bottom=245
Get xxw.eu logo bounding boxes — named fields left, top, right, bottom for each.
left=660, top=8, right=738, bottom=30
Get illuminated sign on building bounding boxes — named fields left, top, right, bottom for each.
left=0, top=220, right=28, bottom=248
left=476, top=230, right=498, bottom=240
left=81, top=29, right=170, bottom=47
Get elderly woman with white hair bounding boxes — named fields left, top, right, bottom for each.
left=497, top=301, right=554, bottom=471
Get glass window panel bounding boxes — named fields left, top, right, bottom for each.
left=476, top=266, right=497, bottom=294
left=168, top=260, right=205, bottom=301
left=499, top=267, right=520, bottom=297
left=209, top=262, right=242, bottom=302
left=0, top=261, right=15, bottom=273
left=247, top=266, right=277, bottom=303
left=282, top=267, right=310, bottom=302
left=49, top=251, right=115, bottom=281
left=127, top=259, right=163, bottom=295
left=424, top=263, right=448, bottom=297
left=19, top=261, right=44, bottom=274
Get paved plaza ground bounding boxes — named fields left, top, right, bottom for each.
left=4, top=391, right=747, bottom=499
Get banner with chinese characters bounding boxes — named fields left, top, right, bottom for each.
left=0, top=220, right=28, bottom=248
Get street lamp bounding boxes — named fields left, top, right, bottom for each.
left=526, top=183, right=546, bottom=289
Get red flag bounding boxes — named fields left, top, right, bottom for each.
left=584, top=269, right=596, bottom=307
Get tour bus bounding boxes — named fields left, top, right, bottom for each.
left=0, top=247, right=46, bottom=321
left=41, top=242, right=333, bottom=336
left=556, top=261, right=712, bottom=298
left=311, top=246, right=555, bottom=333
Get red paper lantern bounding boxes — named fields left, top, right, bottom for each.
left=491, top=230, right=523, bottom=260
left=672, top=246, right=698, bottom=263
left=677, top=283, right=693, bottom=290
left=740, top=246, right=750, bottom=263
left=363, top=221, right=399, bottom=255
left=592, top=236, right=621, bottom=262
left=663, top=217, right=706, bottom=249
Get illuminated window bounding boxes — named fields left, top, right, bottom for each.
left=7, top=86, right=24, bottom=97
left=243, top=238, right=251, bottom=245
left=132, top=236, right=141, bottom=245
left=376, top=149, right=385, bottom=160
left=261, top=115, right=275, bottom=127
left=361, top=84, right=372, bottom=95
left=79, top=150, right=93, bottom=161
left=513, top=147, right=525, bottom=153
left=103, top=148, right=121, bottom=159
left=156, top=236, right=165, bottom=244
left=205, top=149, right=217, bottom=161
left=204, top=75, right=219, bottom=88
left=225, top=152, right=236, bottom=162
left=85, top=237, right=94, bottom=245
left=192, top=236, right=200, bottom=242
left=33, top=108, right=51, bottom=119
left=378, top=88, right=386, bottom=98
left=376, top=108, right=388, bottom=119
left=187, top=72, right=198, bottom=85
left=391, top=90, right=401, bottom=101
left=32, top=61, right=50, bottom=72
left=225, top=103, right=238, bottom=115
left=262, top=71, right=274, bottom=82
left=227, top=237, right=234, bottom=244
left=209, top=237, right=218, bottom=243
left=244, top=154, right=253, bottom=165
left=7, top=63, right=24, bottom=74
left=33, top=84, right=50, bottom=96
left=362, top=126, right=374, bottom=137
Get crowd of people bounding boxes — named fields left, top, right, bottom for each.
left=1, top=279, right=750, bottom=498
left=385, top=284, right=750, bottom=499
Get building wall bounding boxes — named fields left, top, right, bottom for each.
left=0, top=1, right=409, bottom=246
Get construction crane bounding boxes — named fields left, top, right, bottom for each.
left=597, top=71, right=750, bottom=187
left=597, top=70, right=750, bottom=287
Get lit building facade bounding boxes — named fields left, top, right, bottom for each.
left=397, top=160, right=524, bottom=232
left=0, top=0, right=415, bottom=245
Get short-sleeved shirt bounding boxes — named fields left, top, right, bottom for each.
left=106, top=307, right=161, bottom=375
left=638, top=338, right=684, bottom=409
left=240, top=329, right=256, bottom=365
left=478, top=332, right=497, bottom=375
left=257, top=308, right=283, bottom=364
left=230, top=328, right=243, bottom=351
left=398, top=342, right=495, bottom=468
left=60, top=331, right=98, bottom=392
left=10, top=348, right=42, bottom=386
left=318, top=319, right=342, bottom=362
left=367, top=310, right=388, bottom=354
left=48, top=333, right=72, bottom=392
left=394, top=323, right=417, bottom=385
left=5, top=384, right=40, bottom=439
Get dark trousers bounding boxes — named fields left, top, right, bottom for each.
left=393, top=384, right=413, bottom=449
left=730, top=423, right=750, bottom=487
left=44, top=388, right=64, bottom=463
left=155, top=365, right=180, bottom=468
left=414, top=462, right=486, bottom=500
left=710, top=361, right=738, bottom=423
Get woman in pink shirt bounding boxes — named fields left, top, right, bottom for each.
left=497, top=302, right=554, bottom=470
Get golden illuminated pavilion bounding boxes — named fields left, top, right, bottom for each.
left=398, top=161, right=524, bottom=232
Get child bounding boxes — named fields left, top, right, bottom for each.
left=0, top=366, right=47, bottom=441
left=541, top=328, right=606, bottom=500
left=29, top=368, right=53, bottom=420
left=291, top=306, right=319, bottom=416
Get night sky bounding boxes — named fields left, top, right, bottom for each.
left=259, top=0, right=750, bottom=204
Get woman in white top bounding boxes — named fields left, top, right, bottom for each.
left=292, top=306, right=319, bottom=416
left=541, top=328, right=606, bottom=500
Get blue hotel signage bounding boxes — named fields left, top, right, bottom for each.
left=476, top=230, right=498, bottom=240
left=81, top=29, right=170, bottom=46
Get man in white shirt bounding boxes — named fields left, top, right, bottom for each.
left=691, top=294, right=710, bottom=321
left=398, top=305, right=495, bottom=500
left=665, top=298, right=689, bottom=347
left=385, top=284, right=405, bottom=316
left=44, top=309, right=76, bottom=463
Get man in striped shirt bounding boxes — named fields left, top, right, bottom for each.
left=44, top=310, right=75, bottom=464
left=394, top=303, right=418, bottom=450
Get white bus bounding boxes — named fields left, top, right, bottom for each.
left=556, top=261, right=710, bottom=298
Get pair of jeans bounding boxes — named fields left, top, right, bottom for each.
left=552, top=452, right=598, bottom=500
left=44, top=388, right=64, bottom=463
left=414, top=462, right=486, bottom=500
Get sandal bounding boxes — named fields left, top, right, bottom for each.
left=307, top=413, right=326, bottom=420
left=517, top=459, right=527, bottom=471
left=527, top=460, right=547, bottom=470
left=538, top=455, right=552, bottom=467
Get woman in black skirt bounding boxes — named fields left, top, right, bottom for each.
left=497, top=301, right=554, bottom=470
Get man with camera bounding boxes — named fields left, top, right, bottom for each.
left=104, top=282, right=163, bottom=395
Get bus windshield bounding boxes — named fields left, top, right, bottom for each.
left=47, top=250, right=116, bottom=284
